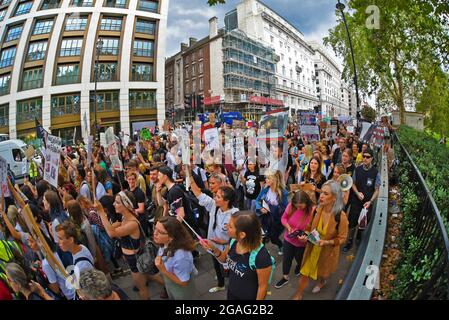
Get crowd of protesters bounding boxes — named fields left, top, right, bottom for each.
left=0, top=113, right=393, bottom=300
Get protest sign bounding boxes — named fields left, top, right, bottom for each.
left=43, top=135, right=62, bottom=188
left=176, top=129, right=190, bottom=165
left=259, top=111, right=289, bottom=139
left=325, top=126, right=338, bottom=141
left=347, top=125, right=355, bottom=134
left=87, top=136, right=93, bottom=166
left=360, top=121, right=376, bottom=143
left=234, top=136, right=246, bottom=166
left=298, top=111, right=318, bottom=125
left=204, top=128, right=220, bottom=151
left=0, top=156, right=10, bottom=198
left=330, top=119, right=339, bottom=127
left=140, top=128, right=152, bottom=141
left=105, top=127, right=123, bottom=171
left=372, top=125, right=386, bottom=147
left=232, top=120, right=245, bottom=129
left=300, top=125, right=320, bottom=142
left=100, top=133, right=107, bottom=148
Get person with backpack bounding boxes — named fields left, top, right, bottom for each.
left=292, top=180, right=349, bottom=300
left=200, top=211, right=274, bottom=300
left=190, top=175, right=239, bottom=294
left=77, top=165, right=92, bottom=201
left=275, top=191, right=314, bottom=289
left=154, top=216, right=198, bottom=300
left=96, top=191, right=162, bottom=300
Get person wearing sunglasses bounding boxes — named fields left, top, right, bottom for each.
left=343, top=148, right=380, bottom=252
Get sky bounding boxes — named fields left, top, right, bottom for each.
left=165, top=0, right=341, bottom=61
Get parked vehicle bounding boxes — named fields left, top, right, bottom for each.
left=0, top=139, right=29, bottom=184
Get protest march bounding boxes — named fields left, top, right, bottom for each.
left=0, top=111, right=393, bottom=301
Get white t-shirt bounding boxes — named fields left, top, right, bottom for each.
left=42, top=254, right=76, bottom=300
left=72, top=245, right=95, bottom=274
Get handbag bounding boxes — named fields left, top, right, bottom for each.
left=358, top=207, right=368, bottom=229
left=133, top=222, right=159, bottom=275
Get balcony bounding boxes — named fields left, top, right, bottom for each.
left=276, top=83, right=316, bottom=100
left=133, top=49, right=153, bottom=57
left=131, top=73, right=153, bottom=81
left=0, top=58, right=15, bottom=69
left=104, top=0, right=126, bottom=8
left=130, top=100, right=156, bottom=109
left=138, top=0, right=158, bottom=13
left=56, top=75, right=78, bottom=85
left=22, top=79, right=43, bottom=91
left=0, top=86, right=9, bottom=96
left=0, top=117, right=8, bottom=126
left=17, top=111, right=42, bottom=123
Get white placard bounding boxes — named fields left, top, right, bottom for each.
left=234, top=136, right=245, bottom=166
left=300, top=125, right=321, bottom=142
left=105, top=127, right=123, bottom=171
left=204, top=128, right=220, bottom=151
left=43, top=134, right=62, bottom=188
left=87, top=136, right=93, bottom=166
left=100, top=133, right=107, bottom=148
left=325, top=126, right=338, bottom=140
left=0, top=156, right=10, bottom=198
left=176, top=129, right=190, bottom=165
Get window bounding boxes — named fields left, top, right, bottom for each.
left=135, top=19, right=156, bottom=35
left=282, top=65, right=285, bottom=76
left=104, top=0, right=126, bottom=8
left=96, top=62, right=117, bottom=81
left=5, top=25, right=23, bottom=42
left=133, top=40, right=154, bottom=57
left=129, top=90, right=156, bottom=109
left=70, top=0, right=93, bottom=7
left=270, top=36, right=274, bottom=43
left=192, top=64, right=196, bottom=76
left=131, top=63, right=153, bottom=81
left=33, top=19, right=54, bottom=35
left=199, top=77, right=203, bottom=91
left=40, top=0, right=60, bottom=9
left=17, top=98, right=42, bottom=123
left=1, top=0, right=12, bottom=6
left=279, top=41, right=283, bottom=48
left=0, top=10, right=6, bottom=22
left=60, top=38, right=83, bottom=57
left=22, top=68, right=43, bottom=90
left=198, top=48, right=203, bottom=58
left=281, top=54, right=284, bottom=61
left=138, top=0, right=158, bottom=12
left=56, top=64, right=79, bottom=85
left=90, top=91, right=119, bottom=111
left=100, top=17, right=122, bottom=31
left=99, top=38, right=119, bottom=55
left=0, top=74, right=11, bottom=96
left=0, top=104, right=8, bottom=126
left=51, top=93, right=80, bottom=116
left=14, top=2, right=33, bottom=16
left=65, top=16, right=88, bottom=31
left=198, top=61, right=203, bottom=74
left=26, top=41, right=48, bottom=61
left=192, top=80, right=196, bottom=93
left=0, top=47, right=16, bottom=68
left=289, top=58, right=292, bottom=64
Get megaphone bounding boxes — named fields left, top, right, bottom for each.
left=338, top=174, right=353, bottom=191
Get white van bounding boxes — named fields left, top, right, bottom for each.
left=0, top=139, right=29, bottom=184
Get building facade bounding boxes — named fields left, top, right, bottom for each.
left=229, top=0, right=318, bottom=116
left=308, top=41, right=348, bottom=117
left=0, top=0, right=168, bottom=145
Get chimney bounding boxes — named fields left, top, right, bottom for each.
left=209, top=16, right=218, bottom=38
left=181, top=42, right=188, bottom=52
left=189, top=37, right=197, bottom=47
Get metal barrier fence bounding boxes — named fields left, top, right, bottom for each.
left=391, top=132, right=449, bottom=299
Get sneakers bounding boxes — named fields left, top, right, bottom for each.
left=275, top=278, right=289, bottom=289
left=278, top=248, right=283, bottom=256
left=312, top=281, right=327, bottom=293
left=209, top=286, right=225, bottom=293
left=294, top=265, right=301, bottom=277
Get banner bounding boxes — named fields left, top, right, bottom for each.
left=105, top=127, right=123, bottom=171
left=175, top=129, right=190, bottom=165
left=360, top=121, right=376, bottom=143
left=43, top=134, right=62, bottom=188
left=87, top=136, right=93, bottom=166
left=0, top=156, right=10, bottom=198
left=35, top=118, right=48, bottom=148
left=372, top=126, right=386, bottom=147
left=259, top=111, right=288, bottom=139
left=300, top=125, right=320, bottom=142
left=204, top=128, right=220, bottom=151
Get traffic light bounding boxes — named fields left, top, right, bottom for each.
left=197, top=94, right=204, bottom=113
left=184, top=94, right=192, bottom=109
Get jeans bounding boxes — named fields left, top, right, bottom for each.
left=212, top=256, right=225, bottom=287
left=244, top=198, right=256, bottom=212
left=282, top=240, right=306, bottom=276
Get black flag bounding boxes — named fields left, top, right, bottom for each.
left=35, top=118, right=48, bottom=148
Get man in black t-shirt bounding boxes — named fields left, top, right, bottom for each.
left=126, top=171, right=148, bottom=235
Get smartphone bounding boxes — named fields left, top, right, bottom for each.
left=287, top=229, right=305, bottom=238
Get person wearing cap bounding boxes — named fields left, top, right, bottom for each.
left=343, top=148, right=380, bottom=252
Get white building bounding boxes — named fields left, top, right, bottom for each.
left=0, top=0, right=168, bottom=144
left=308, top=41, right=347, bottom=117
left=229, top=0, right=318, bottom=116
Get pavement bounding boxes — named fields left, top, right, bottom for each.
left=113, top=241, right=356, bottom=300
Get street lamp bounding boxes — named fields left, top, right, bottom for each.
left=336, top=0, right=360, bottom=125
left=94, top=38, right=103, bottom=141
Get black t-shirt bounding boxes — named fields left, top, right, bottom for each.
left=131, top=187, right=146, bottom=205
left=226, top=242, right=272, bottom=300
left=243, top=170, right=263, bottom=200
left=163, top=184, right=194, bottom=224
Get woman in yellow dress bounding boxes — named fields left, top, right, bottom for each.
left=292, top=180, right=348, bottom=300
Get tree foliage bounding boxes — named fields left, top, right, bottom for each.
left=324, top=0, right=449, bottom=125
left=207, top=0, right=226, bottom=5
left=361, top=105, right=376, bottom=122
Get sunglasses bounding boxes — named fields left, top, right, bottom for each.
left=362, top=155, right=372, bottom=159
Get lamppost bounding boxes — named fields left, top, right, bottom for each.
left=336, top=0, right=360, bottom=124
left=94, top=38, right=103, bottom=141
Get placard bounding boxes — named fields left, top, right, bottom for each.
left=0, top=156, right=10, bottom=198
left=100, top=133, right=107, bottom=148
left=176, top=129, right=190, bottom=165
left=298, top=111, right=318, bottom=125
left=234, top=136, right=245, bottom=166
left=87, top=136, right=93, bottom=166
left=43, top=134, right=62, bottom=188
left=325, top=125, right=338, bottom=141
left=347, top=125, right=355, bottom=134
left=300, top=125, right=321, bottom=142
left=204, top=128, right=220, bottom=151
left=105, top=127, right=123, bottom=171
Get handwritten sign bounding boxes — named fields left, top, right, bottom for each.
left=0, top=156, right=10, bottom=198
left=105, top=127, right=123, bottom=171
left=204, top=128, right=220, bottom=151
left=43, top=134, right=62, bottom=188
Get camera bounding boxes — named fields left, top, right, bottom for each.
left=287, top=229, right=305, bottom=238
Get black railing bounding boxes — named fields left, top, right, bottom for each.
left=391, top=132, right=449, bottom=299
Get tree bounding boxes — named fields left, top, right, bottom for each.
left=361, top=105, right=376, bottom=123
left=207, top=0, right=226, bottom=5
left=324, top=0, right=449, bottom=125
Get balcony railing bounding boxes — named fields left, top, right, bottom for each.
left=90, top=102, right=120, bottom=112
left=56, top=75, right=78, bottom=85
left=104, top=1, right=126, bottom=8
left=131, top=73, right=153, bottom=81
left=0, top=58, right=15, bottom=69
left=133, top=49, right=153, bottom=57
left=26, top=51, right=46, bottom=61
left=99, top=47, right=119, bottom=56
left=17, top=111, right=42, bottom=123
left=0, top=117, right=8, bottom=126
left=51, top=104, right=81, bottom=117
left=138, top=0, right=158, bottom=12
left=0, top=86, right=9, bottom=96
left=22, top=79, right=43, bottom=91
left=59, top=48, right=81, bottom=56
